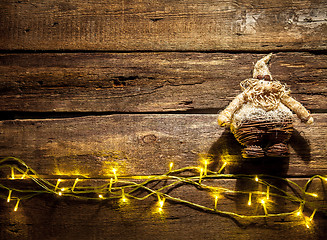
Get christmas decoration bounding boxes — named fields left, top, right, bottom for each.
left=218, top=54, right=313, bottom=158
left=0, top=157, right=325, bottom=228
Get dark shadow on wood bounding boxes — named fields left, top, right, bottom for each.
left=207, top=128, right=242, bottom=173
left=206, top=126, right=313, bottom=228
left=289, top=129, right=312, bottom=164
left=207, top=127, right=312, bottom=175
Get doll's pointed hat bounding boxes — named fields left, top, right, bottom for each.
left=252, top=53, right=273, bottom=80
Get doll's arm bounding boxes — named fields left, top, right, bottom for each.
left=281, top=94, right=313, bottom=124
left=218, top=92, right=246, bottom=127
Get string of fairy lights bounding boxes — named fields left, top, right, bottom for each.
left=0, top=157, right=326, bottom=228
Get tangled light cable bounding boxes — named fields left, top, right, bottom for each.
left=0, top=157, right=325, bottom=227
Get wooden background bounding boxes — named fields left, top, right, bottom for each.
left=0, top=0, right=326, bottom=239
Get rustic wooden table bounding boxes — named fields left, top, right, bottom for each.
left=0, top=1, right=326, bottom=239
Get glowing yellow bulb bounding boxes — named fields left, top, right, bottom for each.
left=72, top=178, right=79, bottom=191
left=218, top=162, right=228, bottom=173
left=55, top=179, right=62, bottom=191
left=11, top=167, right=15, bottom=179
left=296, top=210, right=302, bottom=216
left=7, top=190, right=12, bottom=203
left=109, top=178, right=113, bottom=192
left=214, top=195, right=219, bottom=210
left=309, top=209, right=317, bottom=222
left=156, top=198, right=165, bottom=213
left=248, top=193, right=252, bottom=206
left=259, top=198, right=268, bottom=215
left=121, top=189, right=127, bottom=203
left=199, top=168, right=204, bottom=183
left=169, top=162, right=174, bottom=172
left=304, top=216, right=312, bottom=229
left=58, top=191, right=62, bottom=196
left=306, top=192, right=318, bottom=198
left=14, top=199, right=20, bottom=211
left=157, top=195, right=165, bottom=213
left=203, top=160, right=208, bottom=176
left=61, top=188, right=66, bottom=191
left=255, top=176, right=259, bottom=182
left=99, top=194, right=103, bottom=198
left=159, top=198, right=165, bottom=208
left=112, top=168, right=118, bottom=181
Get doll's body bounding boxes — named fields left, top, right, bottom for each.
left=218, top=54, right=313, bottom=158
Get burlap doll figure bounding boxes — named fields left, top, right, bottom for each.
left=218, top=54, right=313, bottom=158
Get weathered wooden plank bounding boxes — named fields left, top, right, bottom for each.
left=0, top=52, right=326, bottom=112
left=0, top=178, right=326, bottom=240
left=0, top=0, right=326, bottom=51
left=0, top=114, right=325, bottom=177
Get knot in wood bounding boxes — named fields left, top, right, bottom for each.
left=142, top=134, right=157, bottom=143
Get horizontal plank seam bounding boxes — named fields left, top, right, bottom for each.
left=0, top=50, right=327, bottom=54
left=1, top=110, right=326, bottom=121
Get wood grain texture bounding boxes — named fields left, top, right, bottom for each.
left=1, top=0, right=326, bottom=238
left=0, top=0, right=326, bottom=51
left=0, top=114, right=325, bottom=177
left=1, top=52, right=326, bottom=112
left=0, top=178, right=326, bottom=240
